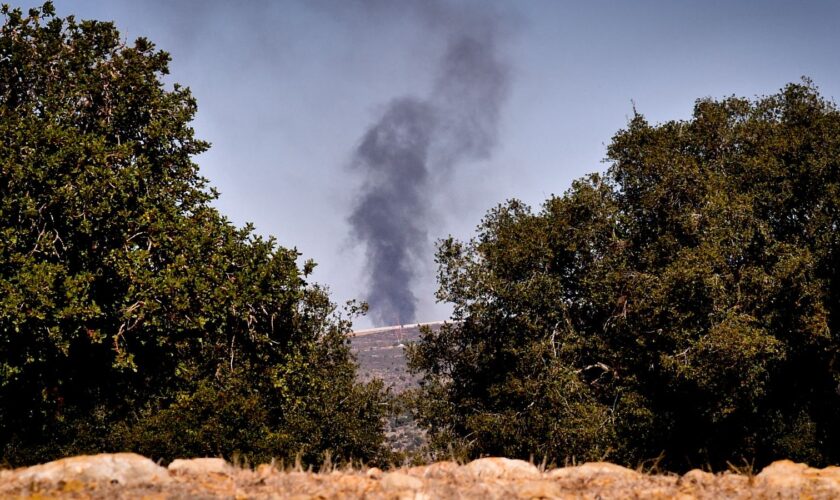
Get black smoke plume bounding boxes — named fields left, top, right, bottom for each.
left=349, top=7, right=510, bottom=326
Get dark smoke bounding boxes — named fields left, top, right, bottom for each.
left=349, top=6, right=510, bottom=326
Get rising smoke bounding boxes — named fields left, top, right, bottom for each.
left=348, top=3, right=510, bottom=326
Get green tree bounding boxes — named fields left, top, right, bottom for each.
left=0, top=3, right=387, bottom=466
left=409, top=80, right=840, bottom=470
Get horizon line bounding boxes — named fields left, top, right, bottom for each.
left=351, top=320, right=450, bottom=337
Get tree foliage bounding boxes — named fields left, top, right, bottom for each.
left=409, top=80, right=840, bottom=469
left=0, top=3, right=387, bottom=466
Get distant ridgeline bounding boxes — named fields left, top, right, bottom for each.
left=352, top=321, right=447, bottom=337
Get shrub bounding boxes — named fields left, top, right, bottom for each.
left=409, top=80, right=840, bottom=470
left=0, top=3, right=387, bottom=466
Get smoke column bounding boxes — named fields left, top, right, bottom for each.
left=348, top=4, right=510, bottom=326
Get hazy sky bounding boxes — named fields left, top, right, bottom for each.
left=29, top=0, right=840, bottom=328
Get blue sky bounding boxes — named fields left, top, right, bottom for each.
left=26, top=1, right=840, bottom=327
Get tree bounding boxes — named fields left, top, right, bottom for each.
left=0, top=3, right=387, bottom=466
left=409, top=80, right=840, bottom=470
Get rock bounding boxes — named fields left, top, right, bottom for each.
left=679, top=468, right=715, bottom=485
left=755, top=459, right=840, bottom=495
left=756, top=460, right=809, bottom=490
left=514, top=479, right=563, bottom=499
left=822, top=466, right=840, bottom=481
left=758, top=459, right=807, bottom=476
left=336, top=474, right=374, bottom=493
left=406, top=461, right=459, bottom=478
left=547, top=461, right=640, bottom=481
left=168, top=457, right=232, bottom=476
left=255, top=463, right=277, bottom=479
left=408, top=493, right=432, bottom=500
left=381, top=471, right=424, bottom=491
left=5, top=454, right=840, bottom=498
left=465, top=457, right=540, bottom=479
left=13, top=453, right=170, bottom=486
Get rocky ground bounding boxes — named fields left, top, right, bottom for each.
left=350, top=324, right=427, bottom=394
left=2, top=453, right=840, bottom=499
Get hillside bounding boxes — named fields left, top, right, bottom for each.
left=350, top=323, right=443, bottom=454
left=350, top=322, right=442, bottom=393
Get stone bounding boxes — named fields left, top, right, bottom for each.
left=336, top=474, right=373, bottom=492
left=755, top=459, right=840, bottom=495
left=406, top=461, right=459, bottom=478
left=465, top=457, right=541, bottom=479
left=5, top=454, right=840, bottom=498
left=547, top=461, right=640, bottom=481
left=168, top=457, right=232, bottom=476
left=820, top=466, right=840, bottom=481
left=514, top=479, right=563, bottom=499
left=679, top=468, right=715, bottom=485
left=758, top=459, right=807, bottom=476
left=381, top=471, right=424, bottom=491
left=13, top=453, right=170, bottom=487
left=756, top=460, right=809, bottom=490
left=255, top=463, right=277, bottom=479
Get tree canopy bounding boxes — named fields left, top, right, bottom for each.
left=0, top=3, right=386, bottom=466
left=409, top=80, right=840, bottom=470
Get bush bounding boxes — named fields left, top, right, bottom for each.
left=409, top=80, right=840, bottom=470
left=0, top=3, right=387, bottom=466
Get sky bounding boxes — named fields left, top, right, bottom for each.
left=25, top=0, right=840, bottom=328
